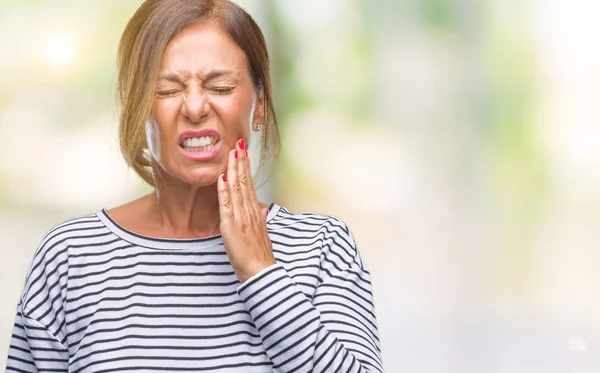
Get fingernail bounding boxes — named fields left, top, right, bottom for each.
left=222, top=174, right=227, bottom=182
left=239, top=139, right=246, bottom=150
left=265, top=208, right=269, bottom=217
left=235, top=150, right=238, bottom=159
left=245, top=150, right=248, bottom=158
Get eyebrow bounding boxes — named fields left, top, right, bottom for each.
left=158, top=70, right=237, bottom=84
left=203, top=70, right=237, bottom=81
left=158, top=74, right=183, bottom=84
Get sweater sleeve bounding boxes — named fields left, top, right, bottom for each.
left=6, top=308, right=69, bottom=372
left=6, top=229, right=70, bottom=373
left=237, top=220, right=384, bottom=373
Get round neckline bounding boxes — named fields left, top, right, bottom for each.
left=96, top=203, right=281, bottom=250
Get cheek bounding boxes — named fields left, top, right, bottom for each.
left=210, top=94, right=254, bottom=136
left=153, top=98, right=183, bottom=142
left=152, top=99, right=184, bottom=159
left=153, top=98, right=182, bottom=125
left=145, top=119, right=163, bottom=164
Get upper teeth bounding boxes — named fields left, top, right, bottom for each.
left=183, top=136, right=215, bottom=147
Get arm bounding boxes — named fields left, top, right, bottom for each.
left=217, top=140, right=383, bottom=371
left=7, top=308, right=69, bottom=373
left=7, top=226, right=70, bottom=373
left=237, top=227, right=383, bottom=372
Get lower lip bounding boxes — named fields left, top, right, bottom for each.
left=180, top=140, right=222, bottom=161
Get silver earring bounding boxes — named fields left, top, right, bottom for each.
left=256, top=123, right=263, bottom=131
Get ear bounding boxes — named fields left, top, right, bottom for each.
left=253, top=90, right=266, bottom=129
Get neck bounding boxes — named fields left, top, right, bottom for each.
left=149, top=176, right=221, bottom=239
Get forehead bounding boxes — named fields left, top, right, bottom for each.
left=159, top=21, right=248, bottom=76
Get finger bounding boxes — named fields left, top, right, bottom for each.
left=217, top=174, right=234, bottom=225
left=236, top=139, right=259, bottom=213
left=226, top=147, right=244, bottom=221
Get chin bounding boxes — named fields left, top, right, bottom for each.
left=181, top=167, right=223, bottom=187
left=186, top=177, right=219, bottom=188
left=154, top=161, right=223, bottom=188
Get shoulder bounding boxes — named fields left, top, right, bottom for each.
left=269, top=204, right=351, bottom=233
left=20, top=212, right=108, bottom=308
left=268, top=204, right=360, bottom=260
left=35, top=212, right=108, bottom=255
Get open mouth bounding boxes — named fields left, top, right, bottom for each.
left=180, top=135, right=218, bottom=153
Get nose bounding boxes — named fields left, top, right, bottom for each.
left=181, top=88, right=209, bottom=123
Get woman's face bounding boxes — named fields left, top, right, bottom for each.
left=149, top=20, right=264, bottom=187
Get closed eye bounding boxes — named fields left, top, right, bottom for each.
left=211, top=87, right=234, bottom=94
left=156, top=90, right=181, bottom=98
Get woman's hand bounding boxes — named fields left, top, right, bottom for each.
left=217, top=138, right=276, bottom=283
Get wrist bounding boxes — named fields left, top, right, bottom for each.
left=236, top=259, right=277, bottom=283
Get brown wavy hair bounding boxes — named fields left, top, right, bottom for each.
left=117, top=0, right=280, bottom=186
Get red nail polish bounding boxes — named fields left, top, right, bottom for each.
left=222, top=174, right=227, bottom=182
left=245, top=150, right=248, bottom=158
left=239, top=139, right=246, bottom=150
left=235, top=150, right=238, bottom=159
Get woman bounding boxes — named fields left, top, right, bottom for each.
left=6, top=0, right=383, bottom=372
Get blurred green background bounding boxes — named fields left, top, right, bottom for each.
left=1, top=0, right=600, bottom=372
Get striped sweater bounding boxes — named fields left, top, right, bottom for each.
left=6, top=204, right=383, bottom=372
